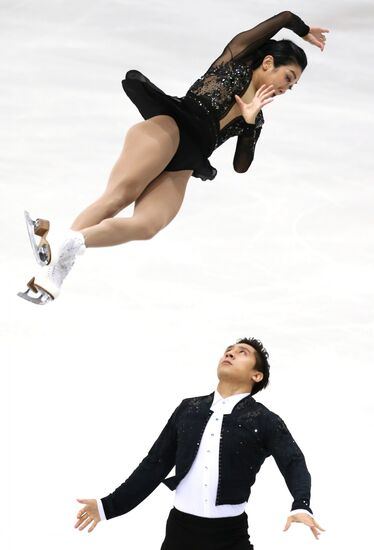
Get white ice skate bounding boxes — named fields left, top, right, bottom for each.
left=24, top=210, right=52, bottom=266
left=17, top=277, right=54, bottom=305
left=17, top=231, right=86, bottom=305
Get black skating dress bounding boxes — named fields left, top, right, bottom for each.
left=122, top=11, right=309, bottom=181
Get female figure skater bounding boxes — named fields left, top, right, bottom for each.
left=18, top=11, right=328, bottom=304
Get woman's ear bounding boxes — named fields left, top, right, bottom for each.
left=262, top=55, right=274, bottom=71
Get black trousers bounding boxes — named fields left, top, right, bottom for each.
left=160, top=508, right=254, bottom=550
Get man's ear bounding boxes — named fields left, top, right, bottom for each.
left=252, top=371, right=264, bottom=383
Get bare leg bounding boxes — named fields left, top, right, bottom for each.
left=81, top=170, right=192, bottom=247
left=71, top=115, right=181, bottom=230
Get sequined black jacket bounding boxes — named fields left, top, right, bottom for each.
left=101, top=393, right=312, bottom=519
left=185, top=11, right=310, bottom=173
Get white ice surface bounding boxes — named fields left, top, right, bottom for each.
left=1, top=1, right=374, bottom=549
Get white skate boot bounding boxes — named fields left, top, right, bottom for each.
left=24, top=210, right=52, bottom=266
left=17, top=231, right=86, bottom=305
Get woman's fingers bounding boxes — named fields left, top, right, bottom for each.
left=305, top=27, right=330, bottom=51
left=256, top=84, right=274, bottom=97
left=235, top=84, right=275, bottom=123
left=260, top=90, right=275, bottom=102
left=261, top=98, right=274, bottom=107
left=236, top=85, right=274, bottom=106
left=234, top=94, right=245, bottom=106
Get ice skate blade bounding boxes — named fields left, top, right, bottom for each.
left=24, top=210, right=52, bottom=266
left=17, top=284, right=53, bottom=305
left=17, top=289, right=52, bottom=305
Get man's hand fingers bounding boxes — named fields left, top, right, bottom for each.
left=87, top=520, right=98, bottom=533
left=311, top=526, right=321, bottom=539
left=74, top=517, right=85, bottom=529
left=74, top=519, right=83, bottom=529
left=284, top=513, right=325, bottom=539
left=78, top=517, right=94, bottom=531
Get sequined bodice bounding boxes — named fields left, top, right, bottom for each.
left=186, top=61, right=264, bottom=148
left=188, top=61, right=252, bottom=119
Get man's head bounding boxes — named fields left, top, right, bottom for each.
left=217, top=337, right=270, bottom=396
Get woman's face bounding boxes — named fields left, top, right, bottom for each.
left=254, top=55, right=303, bottom=96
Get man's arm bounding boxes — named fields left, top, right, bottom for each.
left=264, top=413, right=312, bottom=513
left=264, top=413, right=325, bottom=539
left=74, top=401, right=183, bottom=532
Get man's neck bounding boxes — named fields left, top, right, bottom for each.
left=217, top=381, right=251, bottom=399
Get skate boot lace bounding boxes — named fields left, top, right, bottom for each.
left=45, top=233, right=85, bottom=288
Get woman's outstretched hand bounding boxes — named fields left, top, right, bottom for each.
left=284, top=512, right=325, bottom=540
left=74, top=498, right=101, bottom=533
left=235, top=84, right=275, bottom=124
left=303, top=27, right=329, bottom=51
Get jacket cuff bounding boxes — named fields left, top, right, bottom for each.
left=291, top=499, right=313, bottom=515
left=289, top=508, right=313, bottom=517
left=97, top=499, right=107, bottom=521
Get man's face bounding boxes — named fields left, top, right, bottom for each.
left=217, top=343, right=263, bottom=387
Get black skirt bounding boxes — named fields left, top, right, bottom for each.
left=122, top=70, right=218, bottom=181
left=160, top=508, right=254, bottom=550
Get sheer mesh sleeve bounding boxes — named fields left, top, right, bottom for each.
left=212, top=11, right=309, bottom=67
left=233, top=127, right=262, bottom=173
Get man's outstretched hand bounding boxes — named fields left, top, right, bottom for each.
left=284, top=512, right=325, bottom=539
left=74, top=499, right=101, bottom=533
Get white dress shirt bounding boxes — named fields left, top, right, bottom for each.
left=174, top=391, right=250, bottom=517
left=97, top=390, right=312, bottom=520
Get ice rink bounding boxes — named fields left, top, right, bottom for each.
left=2, top=1, right=374, bottom=549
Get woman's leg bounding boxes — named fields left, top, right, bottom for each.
left=26, top=168, right=190, bottom=302
left=71, top=115, right=181, bottom=230
left=80, top=169, right=192, bottom=247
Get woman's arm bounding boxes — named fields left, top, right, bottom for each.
left=211, top=11, right=310, bottom=67
left=233, top=128, right=262, bottom=173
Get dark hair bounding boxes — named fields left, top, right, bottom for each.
left=252, top=39, right=307, bottom=71
left=236, top=337, right=270, bottom=396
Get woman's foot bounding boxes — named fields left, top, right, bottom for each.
left=18, top=230, right=86, bottom=304
left=24, top=210, right=52, bottom=265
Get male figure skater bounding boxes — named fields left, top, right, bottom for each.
left=75, top=337, right=324, bottom=549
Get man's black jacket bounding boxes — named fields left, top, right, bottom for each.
left=101, top=393, right=312, bottom=519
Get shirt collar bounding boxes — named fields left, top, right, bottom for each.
left=213, top=389, right=250, bottom=406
